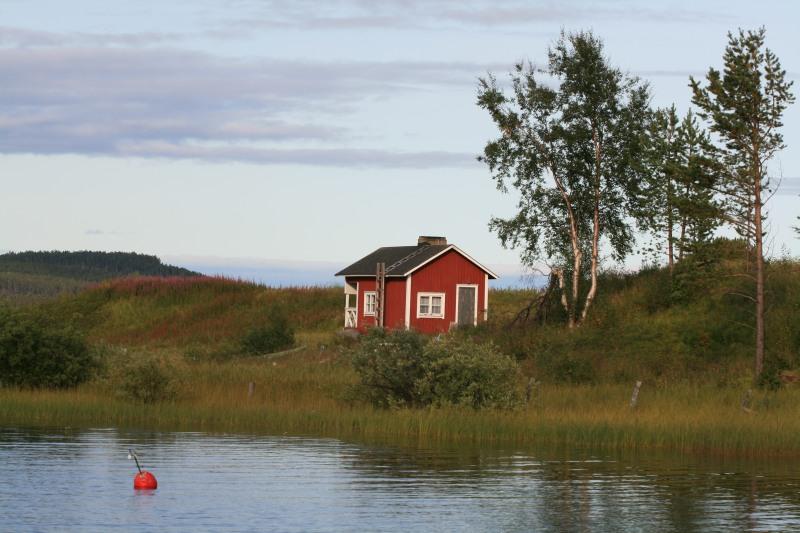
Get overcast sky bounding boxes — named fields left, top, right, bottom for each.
left=1, top=0, right=798, bottom=286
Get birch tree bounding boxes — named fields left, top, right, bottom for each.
left=690, top=28, right=794, bottom=379
left=478, top=31, right=649, bottom=327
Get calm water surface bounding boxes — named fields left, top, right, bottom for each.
left=2, top=427, right=800, bottom=532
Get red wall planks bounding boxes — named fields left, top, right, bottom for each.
left=408, top=250, right=485, bottom=333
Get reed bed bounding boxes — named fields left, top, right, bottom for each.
left=3, top=349, right=800, bottom=457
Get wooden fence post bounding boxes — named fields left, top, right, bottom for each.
left=630, top=380, right=642, bottom=409
left=526, top=377, right=540, bottom=406
left=741, top=388, right=753, bottom=413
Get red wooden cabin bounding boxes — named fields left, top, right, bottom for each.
left=335, top=236, right=498, bottom=333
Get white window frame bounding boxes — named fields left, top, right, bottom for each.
left=363, top=291, right=376, bottom=316
left=417, top=292, right=445, bottom=319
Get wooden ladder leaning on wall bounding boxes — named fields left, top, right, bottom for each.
left=375, top=262, right=386, bottom=328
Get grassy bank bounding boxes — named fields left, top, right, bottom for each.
left=2, top=255, right=800, bottom=456
left=2, top=346, right=800, bottom=457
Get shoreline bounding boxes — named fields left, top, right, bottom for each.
left=3, top=382, right=799, bottom=459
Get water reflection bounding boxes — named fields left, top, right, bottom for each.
left=341, top=442, right=800, bottom=532
left=1, top=427, right=798, bottom=532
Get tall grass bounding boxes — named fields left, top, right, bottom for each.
left=3, top=347, right=800, bottom=457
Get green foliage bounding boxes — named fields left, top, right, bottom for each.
left=690, top=28, right=794, bottom=202
left=483, top=249, right=800, bottom=384
left=0, top=306, right=93, bottom=388
left=477, top=30, right=650, bottom=326
left=635, top=107, right=721, bottom=273
left=240, top=312, right=295, bottom=354
left=350, top=329, right=520, bottom=409
left=350, top=328, right=429, bottom=408
left=112, top=354, right=178, bottom=403
left=418, top=337, right=521, bottom=409
left=756, top=355, right=790, bottom=391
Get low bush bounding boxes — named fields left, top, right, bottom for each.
left=240, top=312, right=295, bottom=355
left=350, top=328, right=520, bottom=409
left=419, top=336, right=521, bottom=409
left=349, top=328, right=428, bottom=408
left=112, top=354, right=178, bottom=403
left=0, top=306, right=93, bottom=388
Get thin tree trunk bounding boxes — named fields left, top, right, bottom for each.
left=571, top=248, right=581, bottom=328
left=555, top=268, right=571, bottom=320
left=581, top=198, right=600, bottom=325
left=678, top=139, right=694, bottom=262
left=754, top=165, right=765, bottom=379
left=678, top=181, right=689, bottom=260
left=580, top=128, right=602, bottom=325
left=678, top=218, right=687, bottom=260
left=667, top=177, right=674, bottom=272
left=552, top=172, right=581, bottom=329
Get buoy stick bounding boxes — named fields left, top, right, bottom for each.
left=129, top=449, right=143, bottom=474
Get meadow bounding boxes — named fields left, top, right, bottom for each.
left=2, top=254, right=800, bottom=457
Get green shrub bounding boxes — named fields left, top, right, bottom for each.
left=757, top=354, right=790, bottom=391
left=419, top=336, right=521, bottom=409
left=240, top=312, right=295, bottom=354
left=113, top=354, right=177, bottom=403
left=350, top=328, right=428, bottom=408
left=350, top=329, right=520, bottom=409
left=0, top=306, right=93, bottom=388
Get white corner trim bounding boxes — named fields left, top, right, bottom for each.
left=404, top=276, right=411, bottom=328
left=417, top=292, right=445, bottom=319
left=483, top=274, right=489, bottom=321
left=403, top=245, right=499, bottom=279
left=455, top=284, right=479, bottom=326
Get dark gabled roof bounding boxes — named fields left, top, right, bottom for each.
left=335, top=245, right=448, bottom=277
left=335, top=244, right=498, bottom=279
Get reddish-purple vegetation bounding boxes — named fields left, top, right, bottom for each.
left=70, top=276, right=342, bottom=346
left=90, top=275, right=248, bottom=297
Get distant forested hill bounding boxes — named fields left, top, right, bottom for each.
left=0, top=251, right=200, bottom=305
left=0, top=251, right=199, bottom=280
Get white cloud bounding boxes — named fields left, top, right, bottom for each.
left=218, top=0, right=726, bottom=32
left=0, top=43, right=496, bottom=167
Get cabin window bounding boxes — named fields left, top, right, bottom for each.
left=364, top=292, right=376, bottom=316
left=417, top=293, right=445, bottom=318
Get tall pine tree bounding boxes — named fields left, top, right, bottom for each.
left=690, top=28, right=794, bottom=379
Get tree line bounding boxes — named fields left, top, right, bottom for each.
left=0, top=251, right=199, bottom=281
left=478, top=28, right=795, bottom=381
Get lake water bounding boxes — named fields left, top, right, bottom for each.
left=2, top=427, right=800, bottom=532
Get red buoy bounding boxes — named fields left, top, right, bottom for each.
left=134, top=471, right=158, bottom=490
